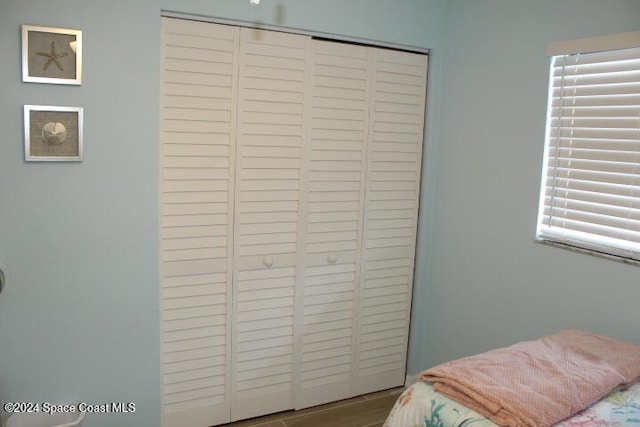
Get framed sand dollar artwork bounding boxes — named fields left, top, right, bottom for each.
left=24, top=105, right=83, bottom=161
left=22, top=24, right=82, bottom=85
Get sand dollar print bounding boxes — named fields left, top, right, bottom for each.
left=41, top=122, right=68, bottom=144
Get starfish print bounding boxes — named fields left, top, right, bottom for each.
left=36, top=41, right=68, bottom=71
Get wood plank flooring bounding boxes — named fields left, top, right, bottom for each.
left=216, top=387, right=403, bottom=427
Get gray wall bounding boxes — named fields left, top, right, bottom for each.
left=419, top=0, right=640, bottom=370
left=0, top=1, right=444, bottom=426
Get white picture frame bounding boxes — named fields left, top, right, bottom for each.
left=22, top=24, right=82, bottom=85
left=24, top=105, right=84, bottom=162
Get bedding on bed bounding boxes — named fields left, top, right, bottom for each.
left=383, top=380, right=640, bottom=427
left=419, top=329, right=640, bottom=427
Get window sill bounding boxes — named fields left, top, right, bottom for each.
left=534, top=238, right=640, bottom=268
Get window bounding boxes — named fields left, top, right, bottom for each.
left=536, top=31, right=640, bottom=262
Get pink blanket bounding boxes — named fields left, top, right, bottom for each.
left=420, top=329, right=640, bottom=427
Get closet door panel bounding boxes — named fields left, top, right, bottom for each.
left=296, top=39, right=370, bottom=409
left=358, top=49, right=428, bottom=394
left=161, top=18, right=238, bottom=427
left=161, top=17, right=428, bottom=425
left=231, top=27, right=308, bottom=421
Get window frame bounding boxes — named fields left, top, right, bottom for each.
left=535, top=30, right=640, bottom=265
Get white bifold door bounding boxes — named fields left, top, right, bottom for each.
left=160, top=17, right=427, bottom=427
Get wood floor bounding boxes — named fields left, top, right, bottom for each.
left=216, top=387, right=404, bottom=427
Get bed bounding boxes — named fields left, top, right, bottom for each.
left=384, top=330, right=640, bottom=427
left=384, top=379, right=640, bottom=427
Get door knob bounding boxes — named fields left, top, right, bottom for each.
left=262, top=256, right=274, bottom=268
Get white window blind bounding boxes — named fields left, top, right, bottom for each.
left=537, top=32, right=640, bottom=262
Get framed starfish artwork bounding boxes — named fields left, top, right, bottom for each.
left=22, top=25, right=82, bottom=85
left=24, top=105, right=83, bottom=161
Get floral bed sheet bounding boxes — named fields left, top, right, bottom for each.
left=384, top=380, right=640, bottom=427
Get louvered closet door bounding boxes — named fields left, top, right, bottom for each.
left=296, top=39, right=370, bottom=409
left=358, top=49, right=428, bottom=394
left=231, top=28, right=309, bottom=421
left=160, top=18, right=238, bottom=427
